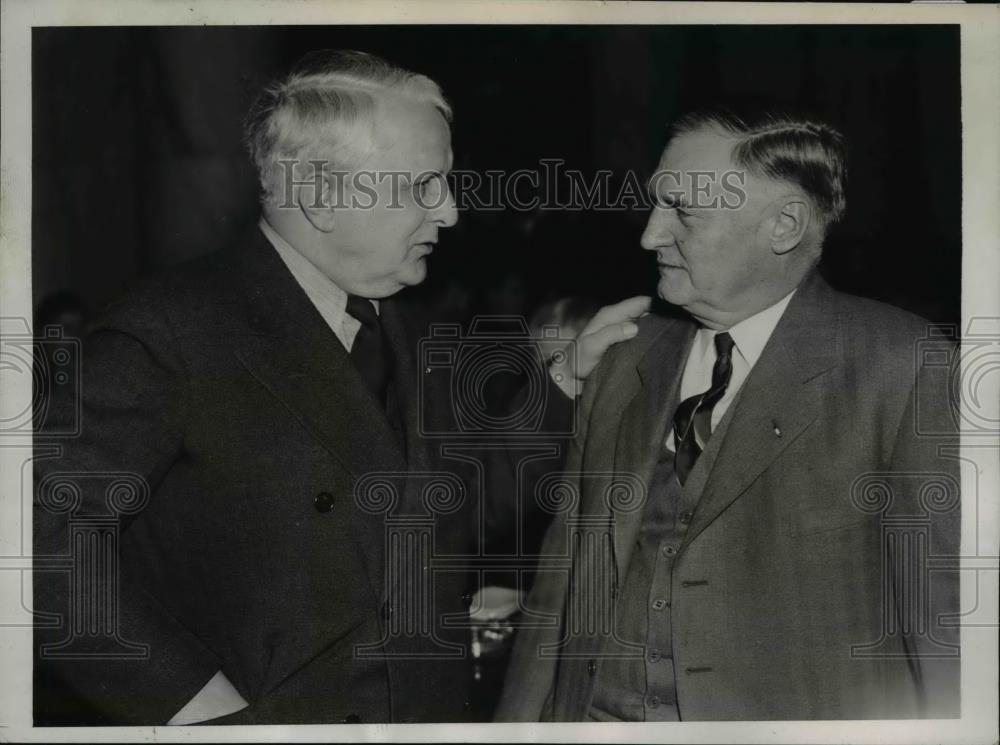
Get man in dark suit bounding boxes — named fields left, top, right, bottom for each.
left=32, top=50, right=646, bottom=725
left=497, top=109, right=961, bottom=721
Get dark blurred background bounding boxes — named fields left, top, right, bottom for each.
left=33, top=24, right=960, bottom=332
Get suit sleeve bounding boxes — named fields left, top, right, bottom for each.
left=34, top=298, right=222, bottom=724
left=885, top=349, right=961, bottom=718
left=493, top=357, right=602, bottom=721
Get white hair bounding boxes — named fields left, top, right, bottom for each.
left=245, top=50, right=452, bottom=205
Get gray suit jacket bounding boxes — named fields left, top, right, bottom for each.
left=497, top=271, right=960, bottom=721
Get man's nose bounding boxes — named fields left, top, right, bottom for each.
left=431, top=185, right=458, bottom=228
left=640, top=210, right=676, bottom=251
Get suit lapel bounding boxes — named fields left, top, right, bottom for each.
left=680, top=271, right=842, bottom=550
left=607, top=317, right=696, bottom=585
left=229, top=229, right=408, bottom=477
left=380, top=297, right=434, bottom=475
left=556, top=315, right=694, bottom=719
left=226, top=227, right=409, bottom=603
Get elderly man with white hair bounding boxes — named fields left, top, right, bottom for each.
left=33, top=50, right=647, bottom=725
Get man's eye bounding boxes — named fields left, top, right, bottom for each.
left=406, top=179, right=427, bottom=199
left=415, top=176, right=443, bottom=203
left=654, top=193, right=686, bottom=211
left=656, top=197, right=690, bottom=218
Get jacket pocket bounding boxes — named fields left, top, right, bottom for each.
left=784, top=505, right=872, bottom=537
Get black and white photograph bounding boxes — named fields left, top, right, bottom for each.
left=1, top=1, right=997, bottom=742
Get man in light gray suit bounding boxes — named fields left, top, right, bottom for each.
left=497, top=108, right=960, bottom=721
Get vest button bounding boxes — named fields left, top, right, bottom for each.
left=647, top=695, right=660, bottom=709
left=314, top=491, right=335, bottom=513
left=651, top=598, right=669, bottom=611
left=679, top=511, right=694, bottom=525
left=661, top=545, right=676, bottom=557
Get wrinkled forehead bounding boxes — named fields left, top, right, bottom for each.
left=651, top=125, right=786, bottom=208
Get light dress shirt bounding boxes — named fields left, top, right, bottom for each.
left=259, top=217, right=378, bottom=349
left=664, top=290, right=796, bottom=453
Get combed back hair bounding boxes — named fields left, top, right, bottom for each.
left=668, top=107, right=848, bottom=228
left=245, top=50, right=452, bottom=205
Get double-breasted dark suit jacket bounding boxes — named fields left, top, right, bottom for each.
left=34, top=226, right=479, bottom=724
left=497, top=271, right=960, bottom=721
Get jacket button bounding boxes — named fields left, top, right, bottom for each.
left=314, top=491, right=335, bottom=513
left=343, top=713, right=361, bottom=723
left=587, top=659, right=597, bottom=676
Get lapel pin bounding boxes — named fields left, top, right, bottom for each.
left=772, top=420, right=782, bottom=438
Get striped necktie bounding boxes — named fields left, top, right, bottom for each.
left=672, top=331, right=735, bottom=485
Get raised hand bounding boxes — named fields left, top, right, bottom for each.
left=549, top=295, right=652, bottom=398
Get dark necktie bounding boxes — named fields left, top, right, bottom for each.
left=346, top=294, right=390, bottom=407
left=672, top=331, right=735, bottom=485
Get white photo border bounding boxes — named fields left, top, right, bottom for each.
left=2, top=2, right=997, bottom=743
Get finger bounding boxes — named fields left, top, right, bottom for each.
left=590, top=295, right=651, bottom=325
left=583, top=295, right=652, bottom=335
left=579, top=321, right=640, bottom=362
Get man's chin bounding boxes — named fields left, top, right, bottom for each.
left=395, top=258, right=429, bottom=289
left=657, top=275, right=692, bottom=307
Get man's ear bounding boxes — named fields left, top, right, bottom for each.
left=300, top=173, right=339, bottom=233
left=769, top=199, right=810, bottom=255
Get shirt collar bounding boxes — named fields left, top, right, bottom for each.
left=723, top=289, right=797, bottom=368
left=258, top=217, right=378, bottom=315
